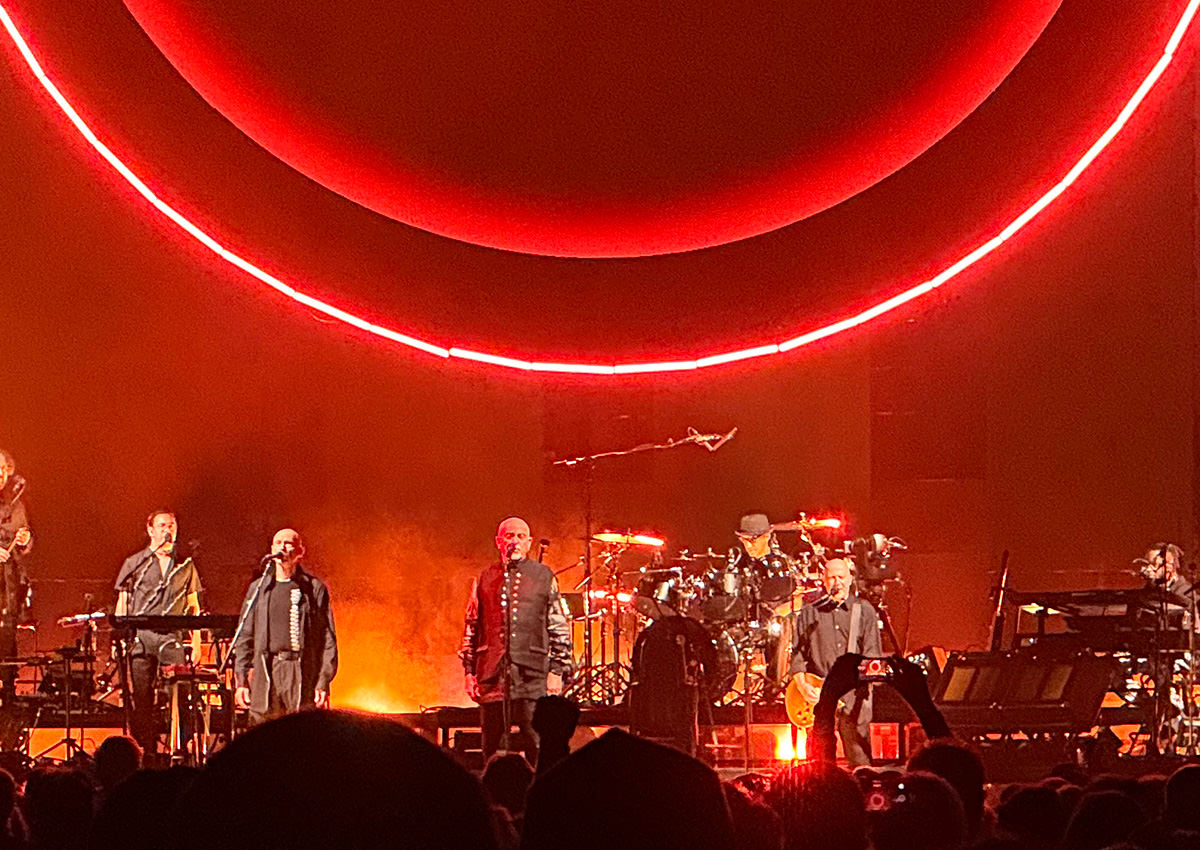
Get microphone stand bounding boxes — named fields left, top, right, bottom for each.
left=553, top=426, right=737, bottom=706
left=500, top=556, right=517, bottom=754
left=218, top=557, right=276, bottom=709
left=113, top=546, right=160, bottom=737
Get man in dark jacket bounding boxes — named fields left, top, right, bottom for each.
left=0, top=450, right=31, bottom=699
left=233, top=529, right=337, bottom=724
left=789, top=557, right=881, bottom=766
left=459, top=517, right=572, bottom=758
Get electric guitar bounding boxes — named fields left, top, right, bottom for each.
left=784, top=672, right=828, bottom=729
left=0, top=527, right=29, bottom=559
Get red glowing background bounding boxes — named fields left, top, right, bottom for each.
left=0, top=1, right=1195, bottom=715
left=122, top=1, right=1061, bottom=258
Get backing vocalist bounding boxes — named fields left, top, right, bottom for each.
left=113, top=509, right=203, bottom=755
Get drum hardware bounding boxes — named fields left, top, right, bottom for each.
left=566, top=547, right=642, bottom=706
left=769, top=514, right=843, bottom=533
left=552, top=427, right=736, bottom=704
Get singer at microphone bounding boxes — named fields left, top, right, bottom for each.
left=112, top=508, right=204, bottom=756
left=1141, top=542, right=1188, bottom=595
left=233, top=528, right=338, bottom=725
left=459, top=516, right=574, bottom=759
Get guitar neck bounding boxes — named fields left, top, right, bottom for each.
left=3, top=527, right=27, bottom=556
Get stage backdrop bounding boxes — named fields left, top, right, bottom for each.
left=0, top=1, right=1195, bottom=710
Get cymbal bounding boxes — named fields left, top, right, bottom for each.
left=771, top=517, right=842, bottom=532
left=0, top=656, right=51, bottom=668
left=591, top=531, right=665, bottom=548
left=621, top=567, right=681, bottom=576
left=671, top=549, right=725, bottom=562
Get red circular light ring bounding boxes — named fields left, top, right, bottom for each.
left=0, top=2, right=1196, bottom=376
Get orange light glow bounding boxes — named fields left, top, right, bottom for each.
left=813, top=518, right=842, bottom=529
left=773, top=724, right=807, bottom=761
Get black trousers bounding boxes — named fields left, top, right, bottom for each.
left=480, top=698, right=537, bottom=762
left=249, top=654, right=305, bottom=726
left=127, top=630, right=185, bottom=753
left=0, top=621, right=17, bottom=703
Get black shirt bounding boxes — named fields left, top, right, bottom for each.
left=266, top=579, right=297, bottom=653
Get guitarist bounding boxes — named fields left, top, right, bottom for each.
left=788, top=557, right=881, bottom=766
left=0, top=449, right=31, bottom=698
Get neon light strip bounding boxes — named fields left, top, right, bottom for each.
left=1, top=1, right=1197, bottom=375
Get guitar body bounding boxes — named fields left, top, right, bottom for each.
left=784, top=672, right=824, bottom=728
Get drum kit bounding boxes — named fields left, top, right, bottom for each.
left=568, top=514, right=859, bottom=708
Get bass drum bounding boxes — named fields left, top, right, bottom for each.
left=706, top=628, right=740, bottom=701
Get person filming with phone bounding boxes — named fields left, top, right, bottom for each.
left=788, top=557, right=882, bottom=766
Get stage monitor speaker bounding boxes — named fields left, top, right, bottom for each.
left=932, top=651, right=1116, bottom=735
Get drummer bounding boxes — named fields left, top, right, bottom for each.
left=730, top=513, right=796, bottom=689
left=730, top=513, right=795, bottom=606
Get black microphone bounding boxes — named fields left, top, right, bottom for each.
left=260, top=551, right=284, bottom=565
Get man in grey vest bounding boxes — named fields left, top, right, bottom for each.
left=459, top=517, right=572, bottom=759
left=789, top=557, right=881, bottom=766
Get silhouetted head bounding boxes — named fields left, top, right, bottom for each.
left=481, top=752, right=533, bottom=818
left=171, top=710, right=496, bottom=850
left=764, top=761, right=868, bottom=850
left=24, top=766, right=93, bottom=850
left=523, top=728, right=734, bottom=850
left=95, top=735, right=142, bottom=792
left=1164, top=764, right=1200, bottom=831
left=1062, top=790, right=1145, bottom=850
left=996, top=783, right=1066, bottom=847
left=907, top=739, right=985, bottom=836
left=870, top=771, right=966, bottom=850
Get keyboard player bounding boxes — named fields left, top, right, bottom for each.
left=1138, top=542, right=1194, bottom=753
left=113, top=509, right=203, bottom=755
left=1140, top=543, right=1191, bottom=599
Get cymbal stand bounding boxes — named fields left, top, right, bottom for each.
left=553, top=426, right=738, bottom=705
left=1183, top=580, right=1198, bottom=756
left=566, top=551, right=630, bottom=705
left=1150, top=585, right=1169, bottom=755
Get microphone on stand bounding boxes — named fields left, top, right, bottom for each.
left=687, top=427, right=738, bottom=452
